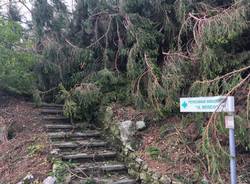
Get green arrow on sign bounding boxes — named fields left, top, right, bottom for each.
left=182, top=101, right=188, bottom=109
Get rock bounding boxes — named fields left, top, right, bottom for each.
left=152, top=173, right=161, bottom=181
left=18, top=174, right=34, bottom=184
left=152, top=182, right=160, bottom=184
left=135, top=157, right=144, bottom=165
left=140, top=171, right=152, bottom=183
left=43, top=176, right=56, bottom=184
left=128, top=168, right=138, bottom=178
left=52, top=163, right=60, bottom=173
left=110, top=125, right=120, bottom=137
left=128, top=162, right=136, bottom=170
left=142, top=163, right=148, bottom=171
left=64, top=174, right=72, bottom=184
left=134, top=162, right=141, bottom=170
left=123, top=146, right=130, bottom=156
left=119, top=120, right=135, bottom=146
left=136, top=121, right=146, bottom=130
left=50, top=149, right=60, bottom=155
left=159, top=176, right=171, bottom=184
left=172, top=181, right=182, bottom=184
left=129, top=152, right=136, bottom=160
left=104, top=107, right=113, bottom=123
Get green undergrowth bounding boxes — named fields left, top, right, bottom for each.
left=51, top=159, right=75, bottom=184
left=0, top=19, right=37, bottom=95
left=55, top=68, right=132, bottom=122
left=146, top=146, right=161, bottom=160
left=181, top=113, right=250, bottom=183
left=27, top=143, right=44, bottom=156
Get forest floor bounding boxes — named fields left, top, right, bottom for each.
left=137, top=116, right=250, bottom=183
left=0, top=94, right=51, bottom=184
left=112, top=104, right=250, bottom=183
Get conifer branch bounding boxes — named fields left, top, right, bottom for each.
left=65, top=38, right=80, bottom=49
left=87, top=16, right=112, bottom=49
left=194, top=65, right=250, bottom=84
left=203, top=73, right=250, bottom=152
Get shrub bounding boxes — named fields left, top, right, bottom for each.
left=27, top=144, right=44, bottom=156
left=73, top=83, right=101, bottom=122
left=0, top=19, right=37, bottom=95
left=146, top=146, right=161, bottom=160
left=57, top=83, right=101, bottom=122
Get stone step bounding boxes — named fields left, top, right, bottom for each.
left=48, top=131, right=100, bottom=139
left=52, top=140, right=107, bottom=149
left=62, top=150, right=117, bottom=161
left=55, top=145, right=110, bottom=154
left=110, top=179, right=137, bottom=184
left=73, top=162, right=126, bottom=174
left=45, top=124, right=73, bottom=131
left=41, top=109, right=64, bottom=115
left=72, top=177, right=137, bottom=184
left=43, top=116, right=69, bottom=121
left=40, top=103, right=63, bottom=109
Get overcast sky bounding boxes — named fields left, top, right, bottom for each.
left=0, top=0, right=74, bottom=22
left=0, top=0, right=32, bottom=22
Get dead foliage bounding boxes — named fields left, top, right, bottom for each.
left=0, top=97, right=52, bottom=184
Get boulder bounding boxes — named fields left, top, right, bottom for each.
left=136, top=121, right=146, bottom=131
left=43, top=176, right=56, bottom=184
left=119, top=120, right=135, bottom=147
left=159, top=176, right=171, bottom=184
left=50, top=149, right=60, bottom=155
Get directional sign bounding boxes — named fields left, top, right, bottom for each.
left=225, top=116, right=235, bottom=129
left=180, top=96, right=235, bottom=112
left=180, top=96, right=237, bottom=183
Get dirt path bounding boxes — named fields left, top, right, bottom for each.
left=0, top=96, right=51, bottom=184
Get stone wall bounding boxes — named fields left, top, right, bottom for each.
left=101, top=107, right=177, bottom=184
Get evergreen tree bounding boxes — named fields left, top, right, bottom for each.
left=8, top=0, right=21, bottom=21
left=0, top=18, right=36, bottom=95
left=12, top=0, right=250, bottom=182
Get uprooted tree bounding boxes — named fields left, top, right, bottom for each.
left=0, top=0, right=250, bottom=183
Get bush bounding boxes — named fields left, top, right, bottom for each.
left=27, top=144, right=44, bottom=156
left=0, top=19, right=37, bottom=95
left=57, top=83, right=101, bottom=122
left=146, top=146, right=161, bottom=160
left=73, top=83, right=101, bottom=122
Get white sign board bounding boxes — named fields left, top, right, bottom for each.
left=225, top=116, right=235, bottom=129
left=180, top=96, right=235, bottom=112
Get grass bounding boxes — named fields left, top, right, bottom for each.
left=146, top=146, right=161, bottom=160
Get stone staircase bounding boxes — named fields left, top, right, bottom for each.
left=40, top=103, right=138, bottom=184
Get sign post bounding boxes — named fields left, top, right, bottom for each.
left=180, top=96, right=236, bottom=184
